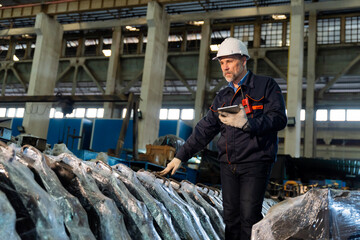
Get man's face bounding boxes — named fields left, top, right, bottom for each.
left=219, top=56, right=247, bottom=83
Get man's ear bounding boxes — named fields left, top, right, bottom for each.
left=242, top=58, right=247, bottom=66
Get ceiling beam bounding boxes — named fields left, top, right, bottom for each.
left=0, top=94, right=129, bottom=103
left=318, top=53, right=360, bottom=98
left=62, top=17, right=147, bottom=31
left=0, top=0, right=188, bottom=19
left=0, top=0, right=359, bottom=21
left=0, top=27, right=35, bottom=36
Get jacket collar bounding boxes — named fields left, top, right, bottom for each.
left=222, top=70, right=255, bottom=95
left=241, top=70, right=255, bottom=89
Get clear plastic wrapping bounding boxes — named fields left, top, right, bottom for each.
left=171, top=180, right=220, bottom=240
left=112, top=164, right=181, bottom=240
left=84, top=161, right=161, bottom=240
left=52, top=153, right=131, bottom=240
left=19, top=145, right=95, bottom=240
left=136, top=170, right=201, bottom=240
left=251, top=188, right=360, bottom=240
left=160, top=177, right=210, bottom=240
left=0, top=190, right=20, bottom=240
left=0, top=144, right=69, bottom=240
left=180, top=180, right=226, bottom=239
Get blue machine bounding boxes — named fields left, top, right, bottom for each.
left=11, top=118, right=92, bottom=156
left=91, top=119, right=192, bottom=153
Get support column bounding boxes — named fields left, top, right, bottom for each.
left=138, top=1, right=169, bottom=149
left=304, top=10, right=317, bottom=158
left=22, top=13, right=63, bottom=139
left=284, top=0, right=304, bottom=157
left=104, top=27, right=122, bottom=118
left=194, top=19, right=211, bottom=125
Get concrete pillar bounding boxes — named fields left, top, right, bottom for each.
left=304, top=10, right=317, bottom=158
left=253, top=17, right=261, bottom=48
left=194, top=19, right=211, bottom=125
left=104, top=27, right=122, bottom=118
left=22, top=13, right=63, bottom=139
left=6, top=37, right=16, bottom=61
left=284, top=0, right=304, bottom=157
left=138, top=1, right=169, bottom=149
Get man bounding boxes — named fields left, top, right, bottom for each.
left=159, top=37, right=287, bottom=240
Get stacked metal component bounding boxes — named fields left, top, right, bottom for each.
left=0, top=143, right=227, bottom=240
left=252, top=188, right=360, bottom=240
left=0, top=143, right=284, bottom=239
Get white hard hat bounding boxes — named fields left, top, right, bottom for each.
left=212, top=37, right=250, bottom=60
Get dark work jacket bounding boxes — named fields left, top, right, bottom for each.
left=176, top=70, right=287, bottom=164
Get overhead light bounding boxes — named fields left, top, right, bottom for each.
left=210, top=44, right=220, bottom=52
left=125, top=26, right=140, bottom=31
left=13, top=55, right=19, bottom=61
left=189, top=21, right=204, bottom=26
left=0, top=4, right=2, bottom=7
left=102, top=49, right=111, bottom=57
left=272, top=14, right=287, bottom=20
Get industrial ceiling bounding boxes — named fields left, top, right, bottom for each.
left=0, top=0, right=359, bottom=104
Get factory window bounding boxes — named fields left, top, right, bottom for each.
left=317, top=18, right=340, bottom=44
left=122, top=108, right=134, bottom=118
left=66, top=110, right=75, bottom=118
left=345, top=16, right=360, bottom=43
left=16, top=108, right=24, bottom=118
left=181, top=109, right=194, bottom=120
left=49, top=108, right=55, bottom=118
left=168, top=109, right=180, bottom=120
left=346, top=109, right=360, bottom=121
left=97, top=108, right=104, bottom=118
left=261, top=22, right=283, bottom=47
left=75, top=108, right=86, bottom=118
left=54, top=111, right=64, bottom=119
left=0, top=108, right=6, bottom=117
left=86, top=108, right=97, bottom=118
left=234, top=24, right=254, bottom=47
left=159, top=109, right=168, bottom=120
left=6, top=108, right=16, bottom=118
left=330, top=109, right=345, bottom=121
left=300, top=109, right=305, bottom=121
left=316, top=109, right=328, bottom=121
left=123, top=37, right=140, bottom=54
left=286, top=22, right=309, bottom=46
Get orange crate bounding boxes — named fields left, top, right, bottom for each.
left=144, top=144, right=176, bottom=166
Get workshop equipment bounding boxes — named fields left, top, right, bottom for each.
left=138, top=144, right=175, bottom=166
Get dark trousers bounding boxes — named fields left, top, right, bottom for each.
left=220, top=161, right=273, bottom=240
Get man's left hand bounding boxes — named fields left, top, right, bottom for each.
left=219, top=105, right=248, bottom=129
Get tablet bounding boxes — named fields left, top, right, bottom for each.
left=217, top=105, right=240, bottom=113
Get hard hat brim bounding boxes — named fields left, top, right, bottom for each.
left=212, top=54, right=250, bottom=61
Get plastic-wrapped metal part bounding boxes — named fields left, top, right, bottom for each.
left=327, top=189, right=360, bottom=239
left=261, top=198, right=278, bottom=217
left=50, top=153, right=131, bottom=240
left=112, top=164, right=181, bottom=240
left=136, top=170, right=201, bottom=240
left=177, top=178, right=226, bottom=239
left=159, top=177, right=210, bottom=240
left=152, top=134, right=185, bottom=154
left=196, top=185, right=223, bottom=216
left=252, top=188, right=360, bottom=240
left=0, top=144, right=69, bottom=240
left=171, top=180, right=220, bottom=240
left=0, top=190, right=20, bottom=240
left=18, top=145, right=95, bottom=240
left=84, top=161, right=161, bottom=240
left=0, top=156, right=36, bottom=239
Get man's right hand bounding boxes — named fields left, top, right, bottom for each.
left=159, top=157, right=182, bottom=176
